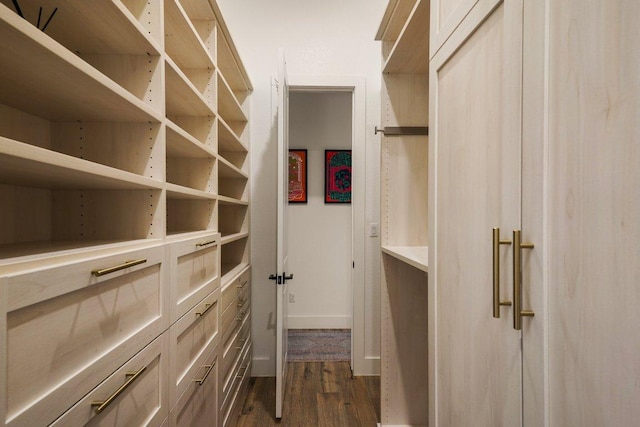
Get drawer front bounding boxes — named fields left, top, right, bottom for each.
left=170, top=232, right=220, bottom=323
left=170, top=289, right=220, bottom=404
left=220, top=268, right=250, bottom=314
left=50, top=333, right=169, bottom=427
left=222, top=335, right=251, bottom=403
left=222, top=299, right=250, bottom=350
left=170, top=346, right=219, bottom=427
left=3, top=244, right=166, bottom=427
left=222, top=341, right=252, bottom=427
left=222, top=314, right=251, bottom=387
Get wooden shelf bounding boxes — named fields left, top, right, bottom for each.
left=0, top=10, right=160, bottom=122
left=0, top=137, right=162, bottom=191
left=218, top=157, right=248, bottom=179
left=164, top=0, right=214, bottom=69
left=214, top=11, right=252, bottom=92
left=165, top=59, right=215, bottom=116
left=218, top=118, right=247, bottom=151
left=166, top=122, right=216, bottom=158
left=0, top=0, right=160, bottom=55
left=382, top=245, right=428, bottom=272
left=383, top=0, right=430, bottom=73
left=376, top=0, right=419, bottom=42
left=218, top=72, right=248, bottom=123
left=221, top=232, right=249, bottom=245
left=166, top=183, right=216, bottom=200
left=221, top=262, right=250, bottom=286
left=219, top=204, right=248, bottom=238
left=218, top=195, right=248, bottom=206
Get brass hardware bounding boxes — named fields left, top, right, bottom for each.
left=492, top=228, right=512, bottom=318
left=237, top=280, right=248, bottom=289
left=91, top=366, right=147, bottom=413
left=194, top=362, right=216, bottom=385
left=91, top=258, right=147, bottom=277
left=196, top=240, right=217, bottom=247
left=196, top=302, right=214, bottom=317
left=236, top=366, right=248, bottom=379
left=237, top=298, right=247, bottom=308
left=375, top=126, right=429, bottom=136
left=236, top=311, right=246, bottom=321
left=513, top=230, right=535, bottom=330
left=234, top=338, right=247, bottom=350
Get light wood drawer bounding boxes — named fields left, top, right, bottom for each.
left=169, top=340, right=219, bottom=427
left=50, top=333, right=169, bottom=427
left=221, top=341, right=252, bottom=427
left=222, top=335, right=251, bottom=404
left=169, top=232, right=220, bottom=323
left=169, top=288, right=220, bottom=404
left=1, top=244, right=167, bottom=427
left=222, top=314, right=251, bottom=388
left=221, top=295, right=250, bottom=349
left=220, top=268, right=250, bottom=314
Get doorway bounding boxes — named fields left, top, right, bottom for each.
left=285, top=76, right=366, bottom=374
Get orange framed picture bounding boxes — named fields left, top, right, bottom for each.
left=288, top=149, right=307, bottom=203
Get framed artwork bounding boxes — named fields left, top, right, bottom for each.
left=288, top=149, right=307, bottom=203
left=325, top=150, right=352, bottom=203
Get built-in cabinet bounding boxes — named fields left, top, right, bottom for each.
left=0, top=1, right=252, bottom=426
left=376, top=1, right=429, bottom=425
left=429, top=0, right=639, bottom=425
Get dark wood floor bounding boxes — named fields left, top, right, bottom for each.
left=236, top=362, right=380, bottom=427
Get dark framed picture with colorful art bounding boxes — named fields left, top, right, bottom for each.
left=324, top=150, right=352, bottom=203
left=288, top=149, right=307, bottom=203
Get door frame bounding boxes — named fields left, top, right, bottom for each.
left=287, top=75, right=369, bottom=375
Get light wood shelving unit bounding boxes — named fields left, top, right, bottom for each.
left=0, top=0, right=251, bottom=425
left=376, top=0, right=429, bottom=425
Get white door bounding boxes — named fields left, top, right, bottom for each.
left=274, top=49, right=291, bottom=420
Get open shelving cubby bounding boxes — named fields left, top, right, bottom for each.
left=376, top=0, right=430, bottom=425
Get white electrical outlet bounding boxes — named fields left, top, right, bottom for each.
left=369, top=222, right=379, bottom=237
left=289, top=292, right=296, bottom=303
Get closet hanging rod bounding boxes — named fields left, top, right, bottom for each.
left=374, top=126, right=429, bottom=136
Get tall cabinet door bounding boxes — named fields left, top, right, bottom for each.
left=547, top=1, right=640, bottom=425
left=428, top=0, right=524, bottom=425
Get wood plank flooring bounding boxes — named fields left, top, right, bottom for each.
left=236, top=362, right=380, bottom=427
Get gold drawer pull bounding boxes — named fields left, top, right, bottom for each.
left=492, top=228, right=512, bottom=318
left=196, top=240, right=217, bottom=247
left=196, top=302, right=215, bottom=317
left=91, top=259, right=147, bottom=277
left=237, top=280, right=248, bottom=289
left=237, top=298, right=247, bottom=308
left=236, top=311, right=246, bottom=321
left=91, top=366, right=147, bottom=413
left=513, top=230, right=535, bottom=330
left=194, top=362, right=216, bottom=385
left=236, top=366, right=248, bottom=379
left=234, top=338, right=247, bottom=350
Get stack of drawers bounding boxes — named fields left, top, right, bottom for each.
left=0, top=231, right=249, bottom=427
left=219, top=268, right=252, bottom=427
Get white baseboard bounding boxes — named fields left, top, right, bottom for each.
left=250, top=356, right=274, bottom=377
left=287, top=314, right=351, bottom=329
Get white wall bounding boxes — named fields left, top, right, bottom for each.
left=288, top=92, right=352, bottom=329
left=217, top=0, right=385, bottom=376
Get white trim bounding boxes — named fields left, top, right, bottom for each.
left=287, top=315, right=352, bottom=330
left=286, top=75, right=371, bottom=376
left=251, top=355, right=274, bottom=377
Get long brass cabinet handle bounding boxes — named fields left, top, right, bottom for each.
left=196, top=240, right=217, bottom=247
left=492, top=228, right=513, bottom=318
left=513, top=230, right=535, bottom=330
left=194, top=362, right=216, bottom=385
left=91, top=366, right=147, bottom=413
left=196, top=302, right=215, bottom=317
left=91, top=259, right=147, bottom=277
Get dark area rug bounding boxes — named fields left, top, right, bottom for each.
left=287, top=329, right=351, bottom=362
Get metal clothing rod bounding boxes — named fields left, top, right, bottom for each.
left=375, top=126, right=429, bottom=136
